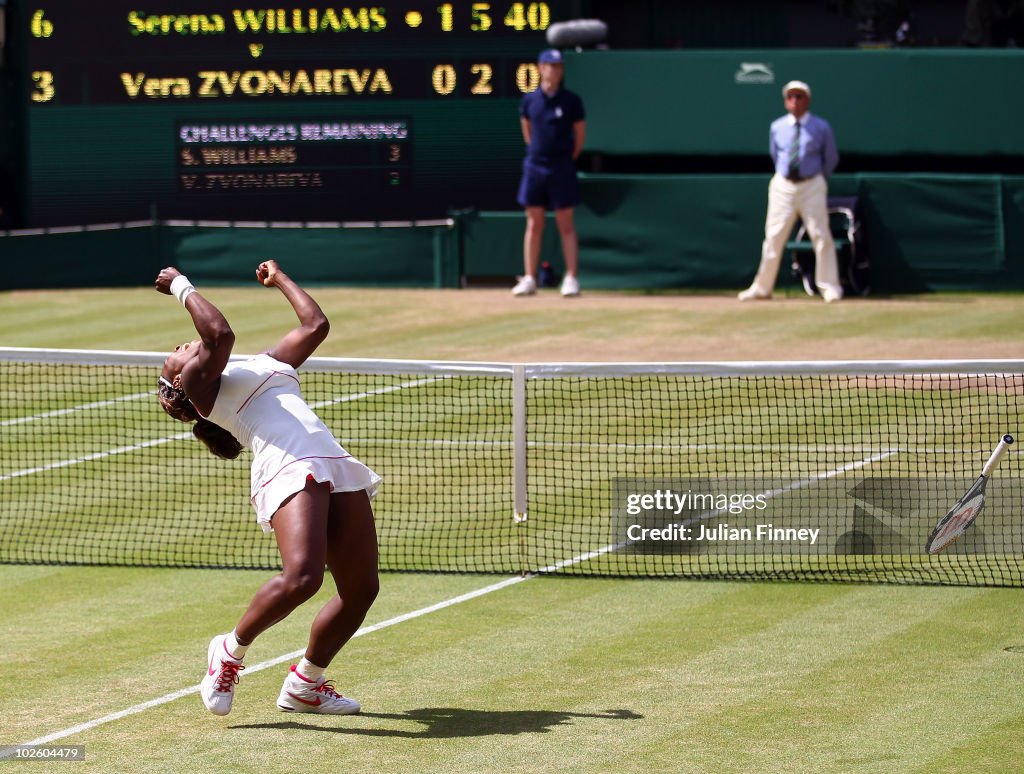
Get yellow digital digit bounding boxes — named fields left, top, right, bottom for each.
left=504, top=3, right=525, bottom=30
left=389, top=144, right=401, bottom=162
left=31, top=70, right=55, bottom=102
left=515, top=63, right=539, bottom=93
left=431, top=64, right=456, bottom=95
left=436, top=3, right=453, bottom=31
left=30, top=10, right=54, bottom=38
left=470, top=64, right=493, bottom=95
left=471, top=3, right=491, bottom=31
left=527, top=3, right=551, bottom=30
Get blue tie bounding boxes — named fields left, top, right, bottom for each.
left=787, top=122, right=801, bottom=178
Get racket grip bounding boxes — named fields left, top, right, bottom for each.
left=981, top=434, right=1014, bottom=477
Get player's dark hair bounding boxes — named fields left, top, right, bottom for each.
left=192, top=417, right=244, bottom=460
left=157, top=376, right=243, bottom=460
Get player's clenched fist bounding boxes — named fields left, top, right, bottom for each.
left=155, top=266, right=183, bottom=295
left=256, top=260, right=282, bottom=288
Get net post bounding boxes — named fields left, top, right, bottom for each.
left=512, top=364, right=528, bottom=576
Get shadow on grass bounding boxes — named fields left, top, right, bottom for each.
left=230, top=707, right=642, bottom=738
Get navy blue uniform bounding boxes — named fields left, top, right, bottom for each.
left=517, top=87, right=585, bottom=210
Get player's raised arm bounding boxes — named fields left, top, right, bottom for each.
left=154, top=266, right=234, bottom=408
left=257, top=260, right=330, bottom=368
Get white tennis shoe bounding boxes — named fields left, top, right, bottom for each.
left=737, top=287, right=772, bottom=301
left=511, top=275, right=537, bottom=296
left=560, top=275, right=580, bottom=297
left=200, top=634, right=245, bottom=716
left=277, top=664, right=361, bottom=715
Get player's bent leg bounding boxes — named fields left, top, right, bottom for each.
left=203, top=480, right=329, bottom=715
left=312, top=490, right=379, bottom=664
left=232, top=480, right=330, bottom=643
left=277, top=490, right=378, bottom=713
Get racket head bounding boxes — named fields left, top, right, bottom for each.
left=926, top=476, right=988, bottom=554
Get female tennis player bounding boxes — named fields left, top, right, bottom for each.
left=155, top=261, right=380, bottom=717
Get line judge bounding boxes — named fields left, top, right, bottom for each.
left=739, top=80, right=843, bottom=303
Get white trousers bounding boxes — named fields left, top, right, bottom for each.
left=749, top=173, right=842, bottom=297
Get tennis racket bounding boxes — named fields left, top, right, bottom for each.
left=926, top=434, right=1014, bottom=554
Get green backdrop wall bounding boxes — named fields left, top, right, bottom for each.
left=0, top=222, right=453, bottom=291
left=566, top=49, right=1024, bottom=157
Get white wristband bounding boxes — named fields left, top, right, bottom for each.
left=170, top=274, right=196, bottom=307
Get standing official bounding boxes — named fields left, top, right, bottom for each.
left=739, top=80, right=843, bottom=303
left=512, top=48, right=587, bottom=297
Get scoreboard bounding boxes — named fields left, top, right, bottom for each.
left=20, top=1, right=568, bottom=226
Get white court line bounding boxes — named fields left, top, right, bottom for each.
left=0, top=378, right=442, bottom=483
left=309, top=376, right=443, bottom=410
left=0, top=433, right=192, bottom=482
left=0, top=391, right=153, bottom=427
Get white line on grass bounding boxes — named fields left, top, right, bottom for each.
left=0, top=433, right=192, bottom=482
left=309, top=376, right=443, bottom=410
left=0, top=390, right=153, bottom=427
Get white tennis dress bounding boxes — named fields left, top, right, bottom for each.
left=201, top=353, right=381, bottom=531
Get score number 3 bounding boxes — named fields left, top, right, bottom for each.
left=31, top=71, right=55, bottom=102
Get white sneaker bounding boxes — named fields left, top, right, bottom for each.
left=200, top=634, right=245, bottom=716
left=737, top=287, right=772, bottom=301
left=277, top=664, right=361, bottom=715
left=560, top=275, right=580, bottom=297
left=822, top=287, right=843, bottom=303
left=511, top=275, right=537, bottom=296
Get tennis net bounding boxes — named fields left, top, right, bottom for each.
left=1, top=347, right=1022, bottom=585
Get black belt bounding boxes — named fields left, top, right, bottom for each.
left=785, top=173, right=806, bottom=182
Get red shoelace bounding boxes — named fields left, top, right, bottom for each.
left=215, top=660, right=245, bottom=692
left=316, top=680, right=343, bottom=699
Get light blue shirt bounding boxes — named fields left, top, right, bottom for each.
left=770, top=112, right=839, bottom=179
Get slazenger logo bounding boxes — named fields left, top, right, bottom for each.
left=735, top=62, right=774, bottom=84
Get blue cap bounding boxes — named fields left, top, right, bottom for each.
left=538, top=48, right=563, bottom=64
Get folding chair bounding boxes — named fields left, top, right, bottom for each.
left=788, top=196, right=870, bottom=297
